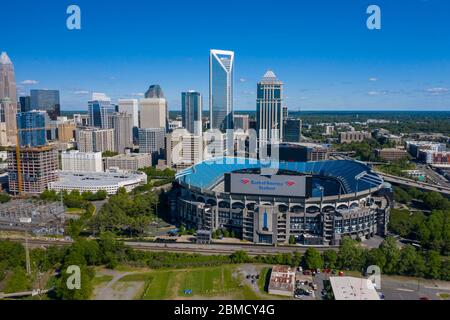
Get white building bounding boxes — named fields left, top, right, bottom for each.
left=49, top=170, right=147, bottom=195
left=166, top=131, right=203, bottom=170
left=106, top=152, right=152, bottom=172
left=61, top=150, right=103, bottom=172
left=118, top=98, right=139, bottom=128
left=329, top=277, right=380, bottom=300
left=140, top=98, right=167, bottom=130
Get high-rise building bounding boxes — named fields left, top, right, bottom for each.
left=110, top=112, right=133, bottom=154
left=282, top=106, right=288, bottom=119
left=139, top=98, right=167, bottom=130
left=0, top=52, right=17, bottom=103
left=76, top=127, right=115, bottom=153
left=118, top=99, right=139, bottom=128
left=0, top=98, right=17, bottom=145
left=19, top=96, right=31, bottom=113
left=61, top=150, right=103, bottom=172
left=283, top=119, right=302, bottom=143
left=256, top=70, right=283, bottom=145
left=233, top=114, right=249, bottom=131
left=209, top=49, right=234, bottom=132
left=30, top=90, right=61, bottom=120
left=7, top=145, right=59, bottom=195
left=181, top=91, right=202, bottom=136
left=88, top=93, right=115, bottom=128
left=166, top=131, right=203, bottom=170
left=17, top=111, right=47, bottom=147
left=145, top=85, right=168, bottom=131
left=57, top=118, right=76, bottom=142
left=138, top=128, right=165, bottom=164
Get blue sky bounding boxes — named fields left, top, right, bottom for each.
left=2, top=0, right=450, bottom=111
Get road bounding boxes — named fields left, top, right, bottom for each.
left=377, top=172, right=450, bottom=196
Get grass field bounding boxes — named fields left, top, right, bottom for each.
left=119, top=265, right=256, bottom=300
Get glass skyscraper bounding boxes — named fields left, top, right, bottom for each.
left=30, top=89, right=60, bottom=120
left=182, top=91, right=202, bottom=136
left=17, top=111, right=47, bottom=147
left=209, top=49, right=234, bottom=132
left=88, top=93, right=115, bottom=128
left=256, top=70, right=283, bottom=145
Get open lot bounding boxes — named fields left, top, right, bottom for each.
left=93, top=265, right=267, bottom=300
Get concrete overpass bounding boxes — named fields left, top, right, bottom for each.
left=377, top=172, right=450, bottom=196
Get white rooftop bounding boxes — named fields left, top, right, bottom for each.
left=329, top=277, right=380, bottom=300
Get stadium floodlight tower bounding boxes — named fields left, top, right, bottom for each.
left=19, top=217, right=32, bottom=275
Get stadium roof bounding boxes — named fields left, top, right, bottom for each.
left=176, top=158, right=384, bottom=197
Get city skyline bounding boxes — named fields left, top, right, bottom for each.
left=1, top=0, right=450, bottom=111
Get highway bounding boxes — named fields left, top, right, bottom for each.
left=378, top=172, right=450, bottom=196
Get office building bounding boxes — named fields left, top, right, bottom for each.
left=169, top=120, right=183, bottom=131
left=7, top=146, right=59, bottom=195
left=49, top=170, right=147, bottom=195
left=233, top=114, right=249, bottom=131
left=257, top=70, right=283, bottom=146
left=0, top=123, right=8, bottom=146
left=76, top=127, right=115, bottom=153
left=88, top=93, right=115, bottom=128
left=283, top=119, right=302, bottom=143
left=0, top=52, right=17, bottom=103
left=375, top=148, right=408, bottom=161
left=145, top=85, right=168, bottom=130
left=61, top=150, right=103, bottom=172
left=30, top=90, right=61, bottom=120
left=282, top=106, right=288, bottom=119
left=57, top=119, right=76, bottom=142
left=138, top=128, right=165, bottom=164
left=209, top=49, right=234, bottom=132
left=182, top=91, right=202, bottom=136
left=325, top=125, right=335, bottom=136
left=139, top=98, right=167, bottom=130
left=418, top=150, right=450, bottom=166
left=339, top=131, right=372, bottom=144
left=406, top=141, right=446, bottom=158
left=269, top=143, right=329, bottom=162
left=0, top=98, right=17, bottom=145
left=17, top=111, right=47, bottom=147
left=73, top=113, right=90, bottom=126
left=118, top=98, right=139, bottom=128
left=110, top=112, right=133, bottom=153
left=19, top=96, right=31, bottom=113
left=166, top=131, right=203, bottom=170
left=106, top=152, right=152, bottom=172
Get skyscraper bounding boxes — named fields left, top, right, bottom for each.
left=17, top=111, right=47, bottom=147
left=30, top=90, right=61, bottom=120
left=138, top=128, right=165, bottom=165
left=88, top=93, right=115, bottom=128
left=111, top=112, right=133, bottom=154
left=181, top=91, right=202, bottom=136
left=118, top=99, right=139, bottom=128
left=256, top=70, right=283, bottom=145
left=209, top=49, right=234, bottom=132
left=139, top=98, right=167, bottom=130
left=19, top=96, right=31, bottom=113
left=145, top=85, right=168, bottom=131
left=233, top=114, right=249, bottom=131
left=0, top=98, right=17, bottom=145
left=0, top=52, right=17, bottom=103
left=283, top=119, right=302, bottom=143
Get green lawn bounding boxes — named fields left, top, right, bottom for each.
left=120, top=266, right=244, bottom=299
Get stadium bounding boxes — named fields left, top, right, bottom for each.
left=173, top=157, right=392, bottom=246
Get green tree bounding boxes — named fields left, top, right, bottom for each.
left=337, top=237, right=364, bottom=270
left=303, top=248, right=323, bottom=270
left=322, top=250, right=338, bottom=269
left=288, top=235, right=296, bottom=245
left=425, top=250, right=442, bottom=279
left=4, top=267, right=31, bottom=293
left=230, top=250, right=250, bottom=264
left=379, top=237, right=400, bottom=274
